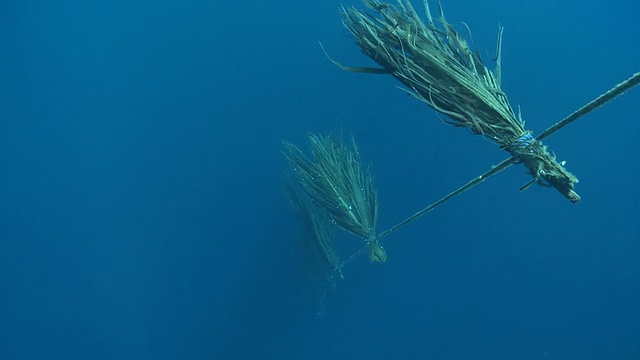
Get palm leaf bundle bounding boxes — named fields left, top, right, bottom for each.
left=339, top=0, right=580, bottom=202
left=283, top=133, right=386, bottom=263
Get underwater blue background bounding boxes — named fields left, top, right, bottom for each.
left=1, top=0, right=639, bottom=358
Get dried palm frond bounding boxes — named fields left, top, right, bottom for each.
left=338, top=0, right=580, bottom=202
left=283, top=133, right=386, bottom=262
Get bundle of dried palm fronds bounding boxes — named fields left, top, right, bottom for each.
left=338, top=0, right=580, bottom=202
left=283, top=133, right=386, bottom=263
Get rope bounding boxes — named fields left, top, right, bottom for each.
left=537, top=71, right=640, bottom=141
left=376, top=71, right=640, bottom=244
left=335, top=71, right=640, bottom=269
left=506, top=132, right=535, bottom=156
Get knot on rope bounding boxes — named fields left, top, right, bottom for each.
left=507, top=133, right=535, bottom=155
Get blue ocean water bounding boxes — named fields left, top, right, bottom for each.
left=0, top=0, right=639, bottom=359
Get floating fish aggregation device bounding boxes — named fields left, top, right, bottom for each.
left=283, top=0, right=640, bottom=290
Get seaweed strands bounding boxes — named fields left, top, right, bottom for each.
left=339, top=0, right=580, bottom=202
left=283, top=133, right=386, bottom=263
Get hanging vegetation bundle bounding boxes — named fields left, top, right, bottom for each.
left=336, top=0, right=580, bottom=202
left=283, top=133, right=386, bottom=264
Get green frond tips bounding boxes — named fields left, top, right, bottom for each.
left=339, top=0, right=580, bottom=202
left=283, top=133, right=386, bottom=263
